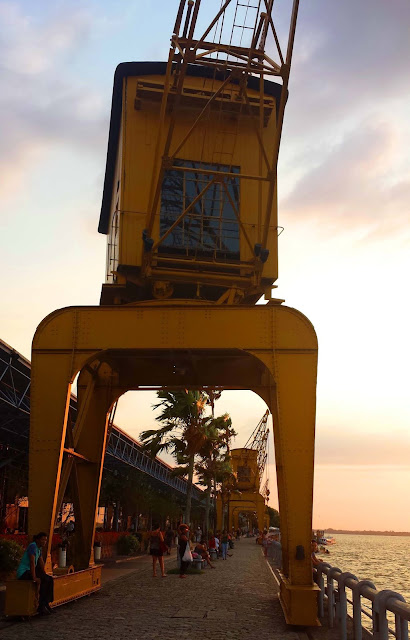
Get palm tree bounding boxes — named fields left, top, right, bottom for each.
left=195, top=414, right=237, bottom=534
left=139, top=389, right=209, bottom=525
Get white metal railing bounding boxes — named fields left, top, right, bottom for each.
left=316, top=562, right=410, bottom=640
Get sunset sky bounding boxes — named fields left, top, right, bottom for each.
left=0, top=0, right=409, bottom=531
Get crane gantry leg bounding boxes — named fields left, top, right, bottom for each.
left=25, top=302, right=319, bottom=625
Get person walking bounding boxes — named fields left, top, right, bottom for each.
left=178, top=524, right=191, bottom=578
left=221, top=530, right=229, bottom=560
left=149, top=524, right=166, bottom=577
left=17, top=531, right=54, bottom=614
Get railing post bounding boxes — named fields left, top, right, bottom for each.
left=397, top=614, right=409, bottom=640
left=352, top=579, right=376, bottom=640
left=374, top=590, right=407, bottom=640
left=337, top=572, right=358, bottom=640
left=317, top=562, right=331, bottom=618
left=328, top=567, right=342, bottom=628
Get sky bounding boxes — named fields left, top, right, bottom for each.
left=0, top=0, right=409, bottom=531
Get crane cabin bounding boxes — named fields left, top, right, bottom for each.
left=98, top=62, right=283, bottom=305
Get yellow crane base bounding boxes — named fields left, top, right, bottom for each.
left=30, top=302, right=318, bottom=625
left=4, top=566, right=102, bottom=617
left=278, top=572, right=320, bottom=626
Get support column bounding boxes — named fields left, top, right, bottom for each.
left=71, top=364, right=116, bottom=569
left=266, top=349, right=319, bottom=625
left=29, top=353, right=73, bottom=566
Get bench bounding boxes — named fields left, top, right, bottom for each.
left=192, top=557, right=206, bottom=571
left=4, top=566, right=102, bottom=617
left=4, top=580, right=39, bottom=617
left=209, top=549, right=218, bottom=561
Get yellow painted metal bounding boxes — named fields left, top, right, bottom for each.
left=102, top=70, right=279, bottom=305
left=216, top=489, right=266, bottom=532
left=30, top=302, right=319, bottom=625
left=231, top=448, right=260, bottom=491
left=278, top=572, right=320, bottom=627
left=4, top=580, right=37, bottom=617
left=52, top=566, right=102, bottom=607
left=26, top=1, right=312, bottom=622
left=216, top=447, right=267, bottom=533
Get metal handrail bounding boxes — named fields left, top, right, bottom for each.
left=316, top=562, right=410, bottom=640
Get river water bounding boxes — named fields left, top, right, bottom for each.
left=318, top=533, right=410, bottom=600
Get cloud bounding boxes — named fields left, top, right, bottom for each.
left=284, top=0, right=410, bottom=131
left=271, top=0, right=410, bottom=246
left=279, top=116, right=410, bottom=242
left=0, top=2, right=92, bottom=74
left=0, top=2, right=107, bottom=202
left=315, top=428, right=410, bottom=468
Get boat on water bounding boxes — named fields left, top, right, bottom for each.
left=318, top=536, right=336, bottom=545
left=314, top=530, right=336, bottom=545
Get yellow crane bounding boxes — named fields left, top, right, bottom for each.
left=99, top=0, right=298, bottom=306
left=7, top=0, right=320, bottom=626
left=218, top=409, right=271, bottom=531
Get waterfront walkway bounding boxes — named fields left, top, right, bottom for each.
left=0, top=537, right=309, bottom=640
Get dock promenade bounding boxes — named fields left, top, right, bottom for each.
left=1, top=537, right=312, bottom=640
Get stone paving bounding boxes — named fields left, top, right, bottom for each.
left=0, top=537, right=305, bottom=640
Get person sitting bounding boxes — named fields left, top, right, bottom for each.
left=311, top=540, right=320, bottom=567
left=16, top=531, right=54, bottom=615
left=194, top=538, right=215, bottom=568
left=311, top=540, right=321, bottom=583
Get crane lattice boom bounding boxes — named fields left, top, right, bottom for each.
left=244, top=408, right=270, bottom=486
left=144, top=0, right=300, bottom=296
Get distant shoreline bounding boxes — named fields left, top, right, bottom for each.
left=323, top=529, right=410, bottom=537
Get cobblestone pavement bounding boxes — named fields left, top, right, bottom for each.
left=1, top=537, right=304, bottom=640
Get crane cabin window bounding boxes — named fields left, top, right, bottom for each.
left=159, top=159, right=240, bottom=260
left=237, top=466, right=252, bottom=484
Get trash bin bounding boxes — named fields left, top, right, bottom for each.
left=94, top=541, right=102, bottom=561
left=58, top=544, right=67, bottom=568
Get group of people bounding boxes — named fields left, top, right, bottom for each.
left=148, top=524, right=236, bottom=578
left=15, top=524, right=325, bottom=616
left=14, top=522, right=237, bottom=614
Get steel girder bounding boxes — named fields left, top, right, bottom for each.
left=0, top=339, right=202, bottom=500
left=106, top=427, right=202, bottom=498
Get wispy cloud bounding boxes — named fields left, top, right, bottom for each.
left=315, top=429, right=410, bottom=467
left=287, top=0, right=410, bottom=130
left=281, top=118, right=410, bottom=240
left=277, top=0, right=410, bottom=243
left=0, top=2, right=107, bottom=202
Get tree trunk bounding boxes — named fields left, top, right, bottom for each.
left=185, top=454, right=195, bottom=525
left=204, top=485, right=211, bottom=535
left=214, top=474, right=219, bottom=531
